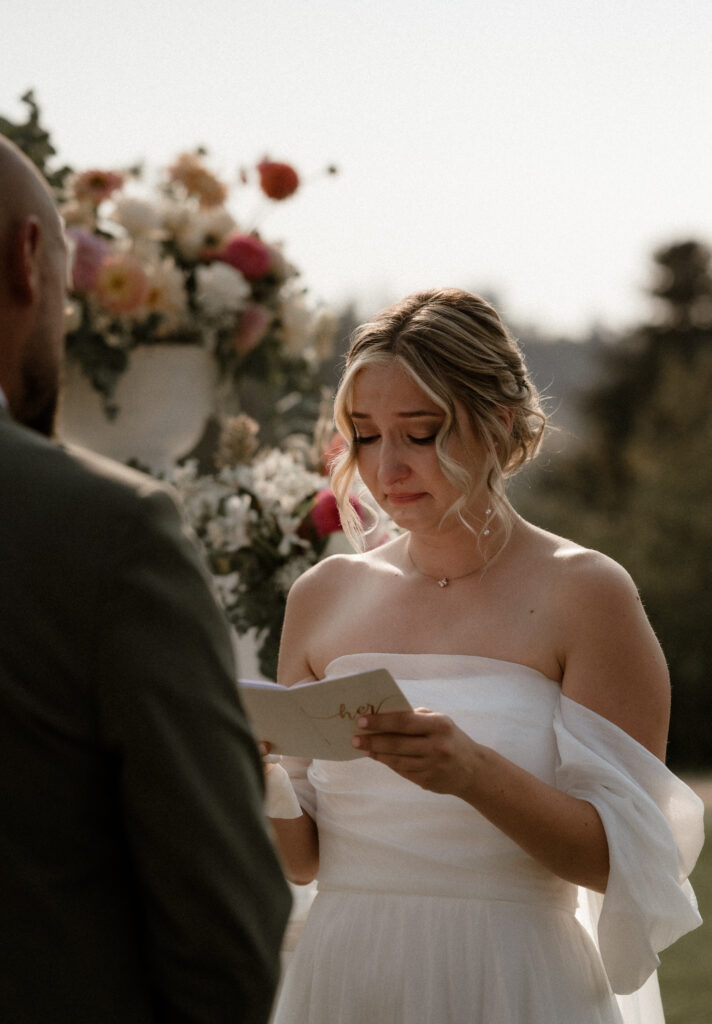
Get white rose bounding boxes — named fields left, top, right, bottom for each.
left=173, top=207, right=236, bottom=260
left=195, top=262, right=250, bottom=317
left=112, top=197, right=162, bottom=237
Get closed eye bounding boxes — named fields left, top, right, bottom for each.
left=409, top=433, right=438, bottom=446
left=353, top=434, right=379, bottom=446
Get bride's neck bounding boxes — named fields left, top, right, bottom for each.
left=405, top=516, right=508, bottom=579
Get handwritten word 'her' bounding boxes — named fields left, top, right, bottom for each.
left=311, top=697, right=395, bottom=721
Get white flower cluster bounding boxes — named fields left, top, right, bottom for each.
left=167, top=447, right=325, bottom=566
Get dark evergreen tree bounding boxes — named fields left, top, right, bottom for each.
left=517, top=240, right=712, bottom=768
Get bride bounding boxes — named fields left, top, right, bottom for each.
left=265, top=288, right=703, bottom=1023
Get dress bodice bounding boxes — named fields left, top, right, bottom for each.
left=310, top=651, right=576, bottom=909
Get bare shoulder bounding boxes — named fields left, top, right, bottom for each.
left=286, top=542, right=390, bottom=603
left=546, top=536, right=670, bottom=758
left=278, top=539, right=403, bottom=686
left=554, top=541, right=643, bottom=609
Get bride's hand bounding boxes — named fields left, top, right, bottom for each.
left=352, top=708, right=479, bottom=798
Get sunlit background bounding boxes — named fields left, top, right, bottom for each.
left=2, top=4, right=711, bottom=1018
left=2, top=0, right=711, bottom=335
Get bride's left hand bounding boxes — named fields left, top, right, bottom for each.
left=352, top=708, right=478, bottom=797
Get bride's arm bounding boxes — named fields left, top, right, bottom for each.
left=353, top=551, right=670, bottom=894
left=264, top=568, right=324, bottom=885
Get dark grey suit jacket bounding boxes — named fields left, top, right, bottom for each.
left=0, top=407, right=291, bottom=1023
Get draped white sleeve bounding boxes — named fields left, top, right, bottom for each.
left=553, top=695, right=704, bottom=1000
left=280, top=755, right=317, bottom=820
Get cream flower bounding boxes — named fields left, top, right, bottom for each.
left=143, top=259, right=188, bottom=331
left=195, top=262, right=250, bottom=317
left=112, top=196, right=163, bottom=238
left=172, top=206, right=236, bottom=260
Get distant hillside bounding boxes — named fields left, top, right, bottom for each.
left=516, top=331, right=611, bottom=450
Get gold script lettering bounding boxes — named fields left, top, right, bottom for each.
left=309, top=696, right=394, bottom=721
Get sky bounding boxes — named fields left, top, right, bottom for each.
left=2, top=0, right=711, bottom=337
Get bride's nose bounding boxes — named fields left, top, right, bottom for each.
left=377, top=440, right=409, bottom=486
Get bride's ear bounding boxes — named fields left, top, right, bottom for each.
left=495, top=406, right=514, bottom=435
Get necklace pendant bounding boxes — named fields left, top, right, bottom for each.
left=437, top=577, right=449, bottom=588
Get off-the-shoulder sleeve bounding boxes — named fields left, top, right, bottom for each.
left=553, top=695, right=704, bottom=995
left=281, top=755, right=317, bottom=820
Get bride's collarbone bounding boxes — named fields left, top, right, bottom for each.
left=314, top=570, right=560, bottom=672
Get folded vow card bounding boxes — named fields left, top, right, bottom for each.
left=238, top=668, right=412, bottom=760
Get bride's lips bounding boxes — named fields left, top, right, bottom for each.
left=387, top=492, right=426, bottom=505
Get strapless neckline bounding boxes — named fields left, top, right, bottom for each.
left=324, top=650, right=560, bottom=689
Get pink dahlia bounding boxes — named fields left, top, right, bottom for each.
left=216, top=234, right=272, bottom=281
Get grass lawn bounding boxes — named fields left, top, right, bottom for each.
left=658, top=811, right=711, bottom=1024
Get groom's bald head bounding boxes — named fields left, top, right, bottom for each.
left=0, top=134, right=67, bottom=434
left=0, top=135, right=60, bottom=240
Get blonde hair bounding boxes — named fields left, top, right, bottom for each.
left=331, top=288, right=546, bottom=548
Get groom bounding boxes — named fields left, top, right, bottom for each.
left=0, top=135, right=291, bottom=1022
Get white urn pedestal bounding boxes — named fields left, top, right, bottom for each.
left=57, top=344, right=218, bottom=472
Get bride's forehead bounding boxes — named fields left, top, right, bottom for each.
left=351, top=363, right=434, bottom=406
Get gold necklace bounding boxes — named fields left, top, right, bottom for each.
left=406, top=506, right=493, bottom=587
left=407, top=546, right=488, bottom=588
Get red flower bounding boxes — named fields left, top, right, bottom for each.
left=216, top=233, right=272, bottom=280
left=305, top=488, right=362, bottom=540
left=257, top=160, right=300, bottom=201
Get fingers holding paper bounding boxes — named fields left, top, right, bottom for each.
left=352, top=708, right=480, bottom=798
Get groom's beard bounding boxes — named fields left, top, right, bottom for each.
left=18, top=364, right=59, bottom=438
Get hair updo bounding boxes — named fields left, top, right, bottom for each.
left=331, top=288, right=546, bottom=548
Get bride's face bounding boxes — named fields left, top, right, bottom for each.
left=349, top=361, right=491, bottom=535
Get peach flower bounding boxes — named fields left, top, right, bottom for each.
left=71, top=169, right=125, bottom=205
left=168, top=153, right=228, bottom=208
left=95, top=255, right=150, bottom=314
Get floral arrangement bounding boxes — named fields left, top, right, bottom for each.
left=164, top=416, right=394, bottom=680
left=60, top=148, right=336, bottom=418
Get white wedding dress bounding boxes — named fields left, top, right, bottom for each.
left=272, top=653, right=704, bottom=1024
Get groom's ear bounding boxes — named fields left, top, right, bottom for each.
left=8, top=216, right=42, bottom=303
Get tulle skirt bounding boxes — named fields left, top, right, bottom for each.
left=272, top=887, right=623, bottom=1024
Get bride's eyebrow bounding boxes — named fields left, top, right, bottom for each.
left=351, top=411, right=442, bottom=420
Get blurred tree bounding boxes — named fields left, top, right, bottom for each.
left=583, top=240, right=712, bottom=500
left=0, top=90, right=72, bottom=190
left=516, top=239, right=712, bottom=767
